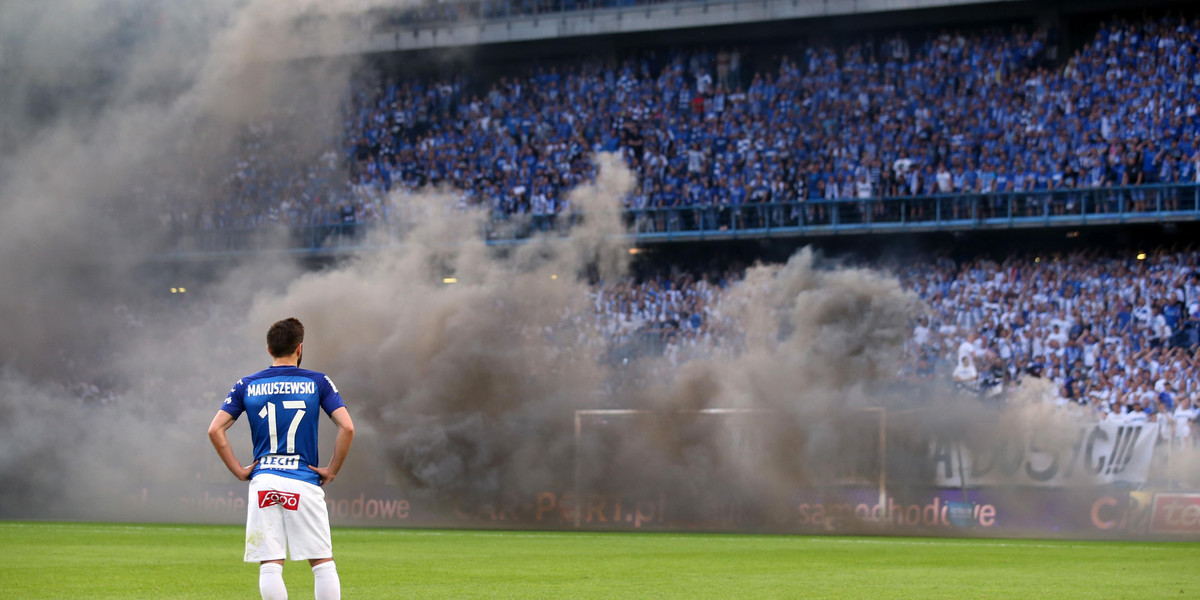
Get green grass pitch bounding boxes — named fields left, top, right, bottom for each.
left=2, top=522, right=1198, bottom=599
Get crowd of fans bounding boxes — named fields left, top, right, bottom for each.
left=896, top=249, right=1199, bottom=440
left=182, top=15, right=1200, bottom=234
left=584, top=249, right=1200, bottom=443
left=589, top=268, right=734, bottom=366
left=343, top=17, right=1199, bottom=226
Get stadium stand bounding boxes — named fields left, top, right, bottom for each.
left=587, top=248, right=1199, bottom=436
left=179, top=14, right=1200, bottom=246
left=160, top=8, right=1200, bottom=441
left=893, top=248, right=1198, bottom=426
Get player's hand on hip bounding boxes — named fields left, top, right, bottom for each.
left=235, top=461, right=256, bottom=481
left=309, top=465, right=336, bottom=486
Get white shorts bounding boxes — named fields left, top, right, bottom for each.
left=244, top=473, right=333, bottom=562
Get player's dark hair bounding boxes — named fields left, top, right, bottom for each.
left=267, top=317, right=304, bottom=358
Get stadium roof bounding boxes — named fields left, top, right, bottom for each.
left=283, top=0, right=1027, bottom=59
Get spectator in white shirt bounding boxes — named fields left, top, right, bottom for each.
left=1173, top=397, right=1197, bottom=446
left=952, top=355, right=978, bottom=384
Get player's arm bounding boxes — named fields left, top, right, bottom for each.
left=309, top=407, right=354, bottom=486
left=207, top=411, right=255, bottom=481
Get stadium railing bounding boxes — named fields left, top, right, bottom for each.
left=623, top=182, right=1200, bottom=242
left=169, top=182, right=1200, bottom=257
left=378, top=0, right=790, bottom=28
left=371, top=0, right=992, bottom=29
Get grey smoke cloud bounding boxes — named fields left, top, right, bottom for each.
left=236, top=196, right=989, bottom=521
left=239, top=156, right=635, bottom=503
left=0, top=0, right=1098, bottom=531
left=0, top=0, right=354, bottom=373
left=0, top=0, right=393, bottom=517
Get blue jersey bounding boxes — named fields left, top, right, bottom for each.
left=221, top=365, right=346, bottom=486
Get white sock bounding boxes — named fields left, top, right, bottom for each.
left=259, top=562, right=287, bottom=600
left=312, top=561, right=341, bottom=600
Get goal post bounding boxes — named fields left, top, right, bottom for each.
left=572, top=407, right=888, bottom=529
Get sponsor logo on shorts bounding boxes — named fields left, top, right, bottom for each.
left=259, top=490, right=300, bottom=511
left=1150, top=493, right=1200, bottom=533
left=259, top=454, right=300, bottom=470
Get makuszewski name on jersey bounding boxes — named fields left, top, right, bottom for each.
left=247, top=381, right=315, bottom=396
left=260, top=454, right=301, bottom=470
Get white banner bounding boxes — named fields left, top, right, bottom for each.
left=933, top=422, right=1157, bottom=487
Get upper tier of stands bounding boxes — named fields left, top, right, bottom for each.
left=172, top=15, right=1200, bottom=253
